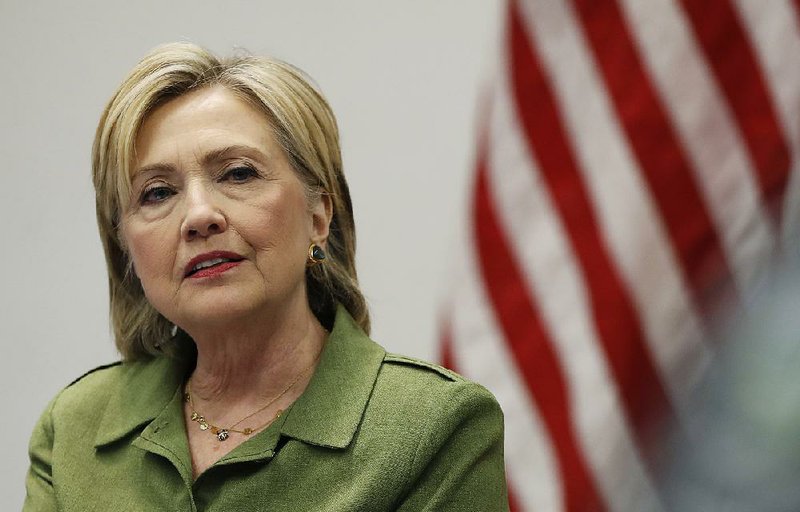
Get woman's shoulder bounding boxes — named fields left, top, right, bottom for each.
left=382, top=352, right=462, bottom=382
left=46, top=357, right=172, bottom=418
left=359, top=352, right=507, bottom=508
left=379, top=352, right=496, bottom=395
left=372, top=352, right=503, bottom=426
left=31, top=356, right=182, bottom=455
left=52, top=361, right=125, bottom=407
left=66, top=360, right=125, bottom=387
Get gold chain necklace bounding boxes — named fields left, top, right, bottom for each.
left=184, top=351, right=321, bottom=442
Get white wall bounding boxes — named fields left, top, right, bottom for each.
left=0, top=0, right=502, bottom=507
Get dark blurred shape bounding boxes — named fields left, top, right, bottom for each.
left=661, top=248, right=800, bottom=511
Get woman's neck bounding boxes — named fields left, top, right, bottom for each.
left=183, top=300, right=327, bottom=414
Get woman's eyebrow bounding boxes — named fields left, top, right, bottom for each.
left=131, top=162, right=173, bottom=181
left=201, top=144, right=269, bottom=166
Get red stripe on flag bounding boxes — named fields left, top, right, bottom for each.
left=508, top=486, right=522, bottom=512
left=439, top=318, right=456, bottom=372
left=510, top=0, right=675, bottom=463
left=679, top=0, right=790, bottom=221
left=474, top=136, right=603, bottom=511
left=571, top=0, right=737, bottom=313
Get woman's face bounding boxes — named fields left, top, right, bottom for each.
left=121, top=86, right=330, bottom=329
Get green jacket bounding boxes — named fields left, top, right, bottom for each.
left=24, top=308, right=509, bottom=511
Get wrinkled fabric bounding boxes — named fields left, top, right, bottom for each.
left=24, top=307, right=509, bottom=511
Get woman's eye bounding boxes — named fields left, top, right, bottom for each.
left=140, top=186, right=175, bottom=205
left=224, top=166, right=258, bottom=183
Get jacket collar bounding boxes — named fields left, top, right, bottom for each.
left=94, top=306, right=385, bottom=451
left=279, top=306, right=385, bottom=448
left=94, top=351, right=190, bottom=448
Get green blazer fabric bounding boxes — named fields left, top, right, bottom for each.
left=24, top=307, right=509, bottom=511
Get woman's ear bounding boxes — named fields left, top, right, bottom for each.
left=311, top=193, right=333, bottom=246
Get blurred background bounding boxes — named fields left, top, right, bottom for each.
left=0, top=1, right=501, bottom=508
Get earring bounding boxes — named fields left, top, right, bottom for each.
left=307, top=243, right=327, bottom=265
left=170, top=324, right=178, bottom=338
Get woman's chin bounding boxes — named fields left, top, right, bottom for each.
left=172, top=293, right=270, bottom=331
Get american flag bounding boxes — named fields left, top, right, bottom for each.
left=440, top=0, right=800, bottom=510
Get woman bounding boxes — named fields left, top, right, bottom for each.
left=24, top=42, right=508, bottom=511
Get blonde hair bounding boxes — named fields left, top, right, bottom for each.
left=93, top=42, right=369, bottom=360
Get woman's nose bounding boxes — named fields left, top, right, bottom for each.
left=180, top=185, right=227, bottom=240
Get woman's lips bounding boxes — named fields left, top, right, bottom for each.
left=188, top=260, right=242, bottom=279
left=184, top=251, right=245, bottom=277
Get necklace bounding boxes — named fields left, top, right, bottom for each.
left=184, top=351, right=321, bottom=442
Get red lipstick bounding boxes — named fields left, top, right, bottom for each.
left=184, top=251, right=244, bottom=278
